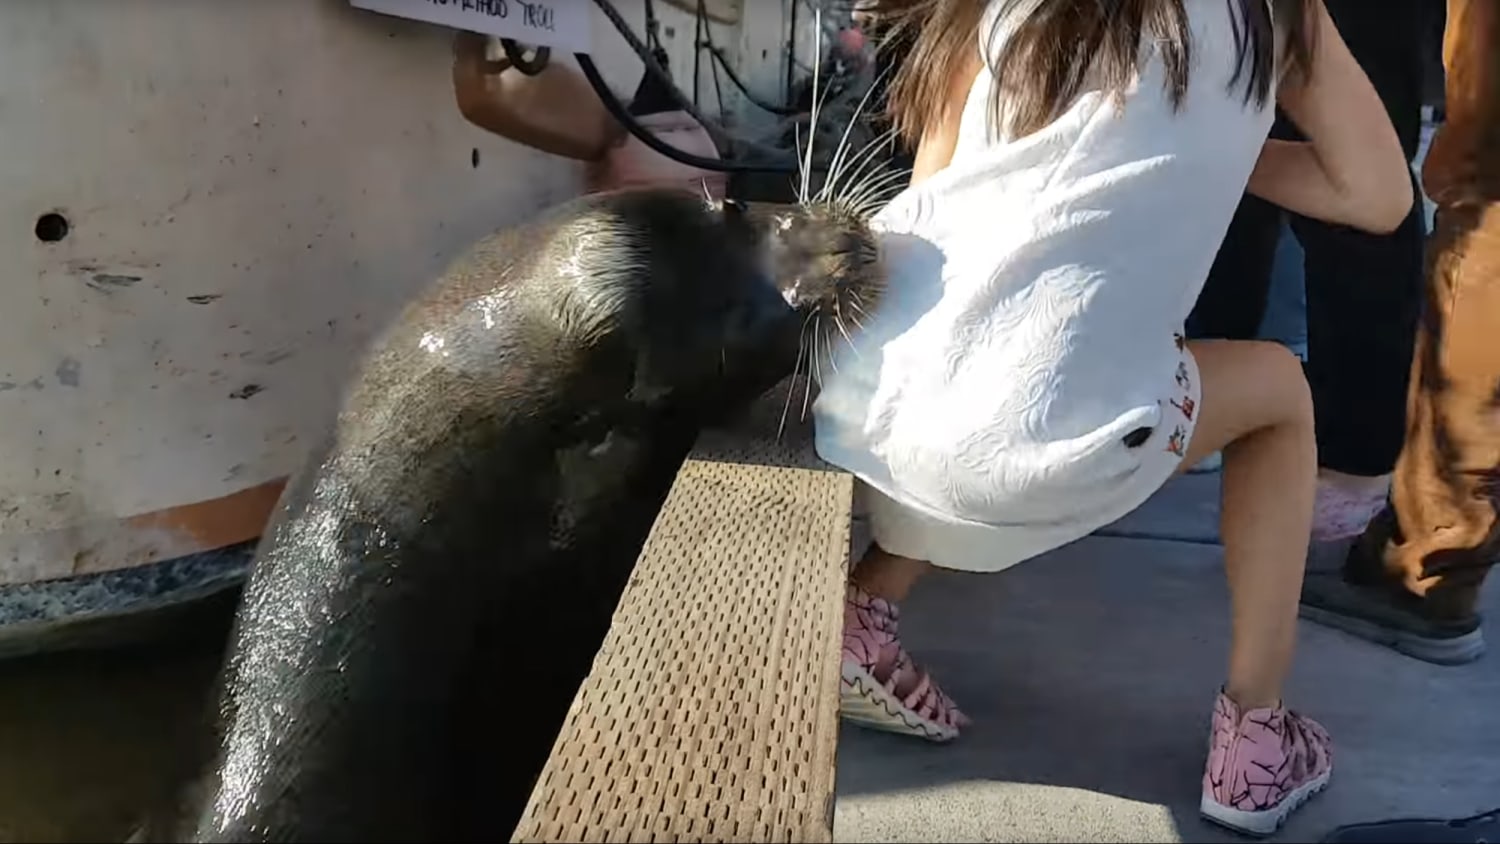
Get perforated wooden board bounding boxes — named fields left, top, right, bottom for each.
left=512, top=382, right=852, bottom=843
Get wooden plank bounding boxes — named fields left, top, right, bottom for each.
left=512, top=381, right=851, bottom=843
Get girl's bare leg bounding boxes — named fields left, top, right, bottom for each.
left=840, top=542, right=964, bottom=740
left=1178, top=339, right=1316, bottom=709
left=852, top=545, right=932, bottom=602
left=1183, top=339, right=1333, bottom=836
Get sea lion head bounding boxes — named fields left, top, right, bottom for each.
left=745, top=198, right=883, bottom=320
left=498, top=189, right=886, bottom=431
left=667, top=195, right=884, bottom=413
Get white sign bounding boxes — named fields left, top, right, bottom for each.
left=350, top=0, right=592, bottom=54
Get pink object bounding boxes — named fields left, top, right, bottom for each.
left=1201, top=690, right=1334, bottom=836
left=839, top=27, right=867, bottom=55
left=1311, top=479, right=1389, bottom=541
left=839, top=583, right=969, bottom=742
left=586, top=110, right=727, bottom=199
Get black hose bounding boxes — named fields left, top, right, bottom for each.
left=784, top=0, right=799, bottom=106
left=574, top=51, right=798, bottom=175
left=499, top=38, right=550, bottom=76
left=692, top=0, right=703, bottom=109
left=694, top=0, right=727, bottom=121
left=587, top=0, right=744, bottom=156
left=691, top=0, right=798, bottom=117
left=704, top=45, right=799, bottom=116
left=579, top=0, right=807, bottom=174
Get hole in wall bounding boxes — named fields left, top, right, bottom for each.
left=471, top=148, right=481, bottom=168
left=35, top=212, right=70, bottom=243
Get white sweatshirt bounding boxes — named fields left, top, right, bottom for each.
left=813, top=0, right=1276, bottom=571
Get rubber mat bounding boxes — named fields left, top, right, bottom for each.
left=512, top=380, right=853, bottom=843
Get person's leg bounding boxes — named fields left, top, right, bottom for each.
left=1300, top=0, right=1500, bottom=663
left=1185, top=188, right=1285, bottom=473
left=1285, top=0, right=1427, bottom=540
left=1256, top=219, right=1309, bottom=359
left=1179, top=340, right=1316, bottom=709
left=840, top=525, right=965, bottom=741
left=851, top=543, right=930, bottom=602
left=1179, top=339, right=1332, bottom=836
left=1187, top=194, right=1283, bottom=343
left=1423, top=0, right=1449, bottom=124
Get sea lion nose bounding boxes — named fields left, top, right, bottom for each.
left=780, top=278, right=804, bottom=308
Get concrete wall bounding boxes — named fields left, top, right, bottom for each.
left=0, top=0, right=797, bottom=585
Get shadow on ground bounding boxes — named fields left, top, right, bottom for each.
left=833, top=525, right=1500, bottom=842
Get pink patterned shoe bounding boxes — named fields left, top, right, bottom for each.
left=840, top=583, right=969, bottom=742
left=1201, top=691, right=1333, bottom=837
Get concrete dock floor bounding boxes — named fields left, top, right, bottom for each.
left=834, top=476, right=1500, bottom=843
left=0, top=473, right=1494, bottom=843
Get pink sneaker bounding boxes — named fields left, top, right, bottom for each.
left=1201, top=691, right=1333, bottom=837
left=840, top=584, right=969, bottom=742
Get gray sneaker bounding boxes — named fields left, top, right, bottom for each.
left=1298, top=570, right=1485, bottom=665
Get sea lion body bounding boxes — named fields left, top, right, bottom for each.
left=185, top=188, right=874, bottom=842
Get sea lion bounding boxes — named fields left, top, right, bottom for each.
left=178, top=187, right=879, bottom=843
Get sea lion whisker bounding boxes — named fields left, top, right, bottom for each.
left=800, top=6, right=825, bottom=206
left=849, top=191, right=903, bottom=222
left=801, top=331, right=817, bottom=420
left=797, top=321, right=816, bottom=422
left=843, top=150, right=908, bottom=196
left=845, top=167, right=911, bottom=211
left=818, top=62, right=894, bottom=204
left=779, top=308, right=819, bottom=437
left=794, top=122, right=808, bottom=203
left=858, top=172, right=911, bottom=201
left=829, top=123, right=897, bottom=197
left=841, top=175, right=906, bottom=222
left=834, top=312, right=861, bottom=359
left=852, top=172, right=910, bottom=202
left=828, top=125, right=894, bottom=208
left=829, top=129, right=899, bottom=209
left=815, top=316, right=828, bottom=386
left=830, top=128, right=900, bottom=207
left=779, top=310, right=817, bottom=440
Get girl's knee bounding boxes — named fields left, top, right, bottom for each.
left=1191, top=338, right=1313, bottom=433
left=1253, top=341, right=1314, bottom=422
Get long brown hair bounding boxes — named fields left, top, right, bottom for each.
left=864, top=0, right=1317, bottom=146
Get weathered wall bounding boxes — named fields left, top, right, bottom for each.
left=0, top=0, right=794, bottom=584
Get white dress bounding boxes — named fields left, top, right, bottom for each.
left=813, top=0, right=1277, bottom=572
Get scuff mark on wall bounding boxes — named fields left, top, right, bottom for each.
left=86, top=273, right=143, bottom=292
left=0, top=377, right=48, bottom=393
left=54, top=358, right=81, bottom=387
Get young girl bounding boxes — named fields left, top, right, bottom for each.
left=814, top=0, right=1412, bottom=836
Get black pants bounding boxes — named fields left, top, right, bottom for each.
left=1188, top=0, right=1428, bottom=477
